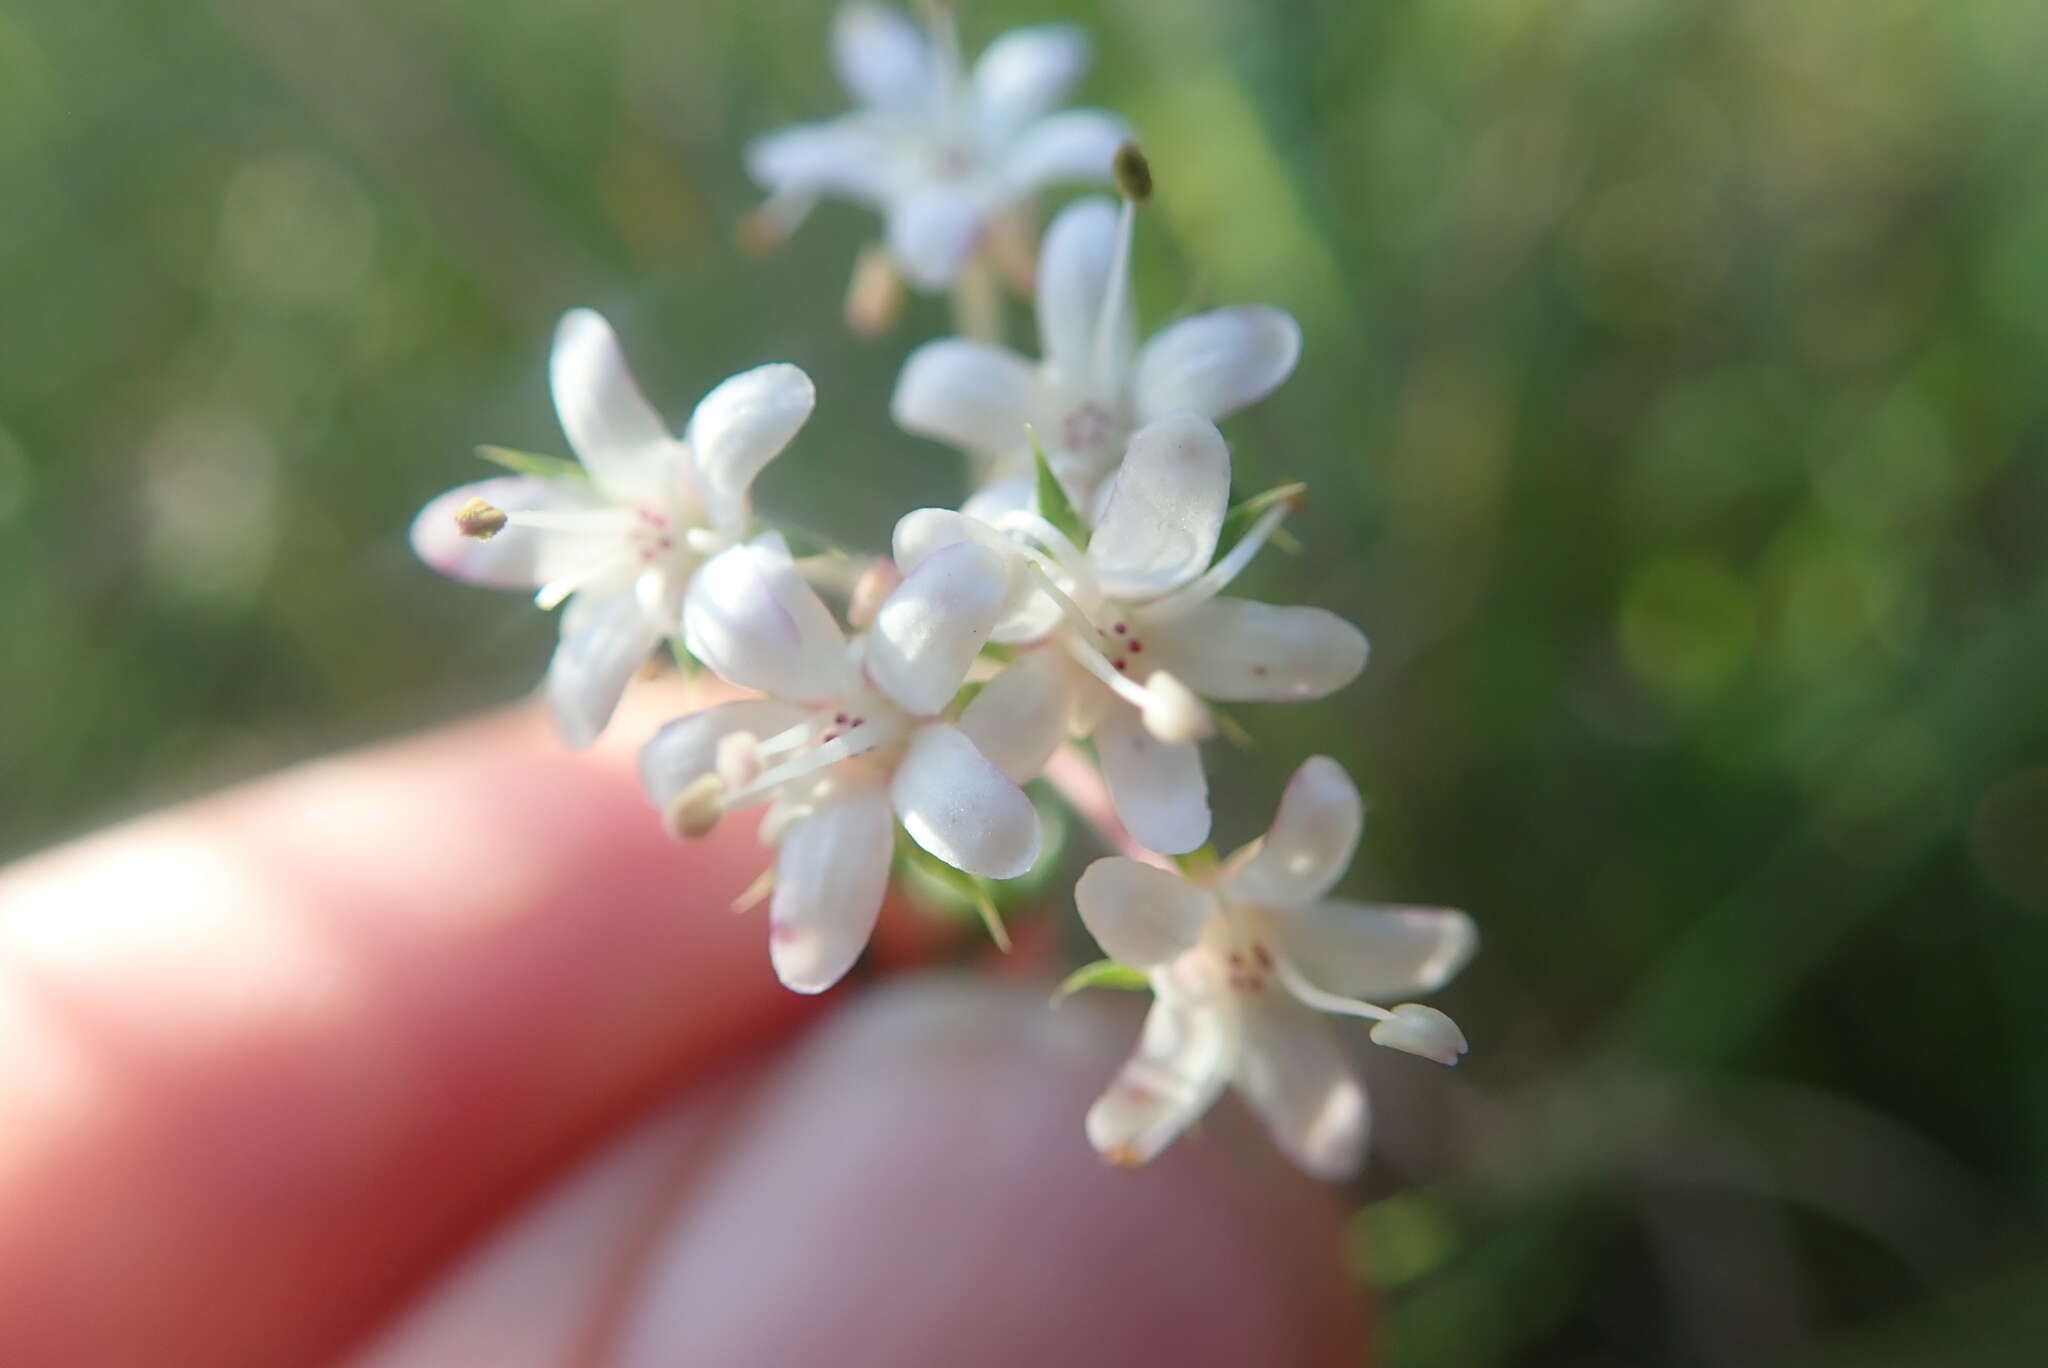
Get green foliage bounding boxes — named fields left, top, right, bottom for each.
left=1029, top=426, right=1089, bottom=549
left=476, top=445, right=587, bottom=483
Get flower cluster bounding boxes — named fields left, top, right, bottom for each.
left=411, top=2, right=1474, bottom=1181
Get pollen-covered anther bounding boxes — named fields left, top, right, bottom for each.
left=845, top=243, right=906, bottom=339
left=1369, top=1003, right=1470, bottom=1066
left=716, top=731, right=763, bottom=789
left=1140, top=670, right=1214, bottom=745
left=454, top=498, right=508, bottom=540
left=1113, top=142, right=1153, bottom=203
left=1102, top=1141, right=1146, bottom=1170
left=663, top=773, right=727, bottom=840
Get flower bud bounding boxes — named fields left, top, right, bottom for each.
left=845, top=243, right=905, bottom=338
left=1141, top=671, right=1214, bottom=745
left=1113, top=142, right=1153, bottom=203
left=662, top=773, right=726, bottom=840
left=1369, top=1003, right=1468, bottom=1065
left=454, top=497, right=507, bottom=540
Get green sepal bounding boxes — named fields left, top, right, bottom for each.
left=1053, top=959, right=1152, bottom=1002
left=477, top=445, right=588, bottom=482
left=1029, top=426, right=1089, bottom=549
left=1173, top=845, right=1221, bottom=880
left=1211, top=481, right=1306, bottom=566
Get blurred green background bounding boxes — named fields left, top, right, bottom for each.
left=6, top=0, right=2048, bottom=1362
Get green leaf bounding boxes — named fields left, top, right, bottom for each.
left=1211, top=481, right=1306, bottom=566
left=1029, top=426, right=1089, bottom=549
left=476, top=445, right=587, bottom=482
left=1053, top=959, right=1152, bottom=1002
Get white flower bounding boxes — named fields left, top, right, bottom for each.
left=640, top=532, right=1042, bottom=994
left=892, top=412, right=1368, bottom=854
left=1075, top=757, right=1476, bottom=1180
left=745, top=2, right=1126, bottom=291
left=892, top=192, right=1301, bottom=512
left=411, top=309, right=815, bottom=747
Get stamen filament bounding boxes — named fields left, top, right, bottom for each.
left=1090, top=198, right=1137, bottom=383
left=718, top=722, right=887, bottom=810
left=1272, top=951, right=1393, bottom=1022
left=993, top=510, right=1095, bottom=594
left=1144, top=500, right=1295, bottom=622
left=504, top=508, right=639, bottom=534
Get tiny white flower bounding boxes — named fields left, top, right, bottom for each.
left=641, top=532, right=1041, bottom=994
left=893, top=412, right=1368, bottom=853
left=892, top=181, right=1302, bottom=513
left=745, top=2, right=1126, bottom=292
left=1075, top=757, right=1476, bottom=1180
left=411, top=309, right=815, bottom=747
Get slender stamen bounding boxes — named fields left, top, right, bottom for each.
left=755, top=716, right=829, bottom=760
left=501, top=508, right=640, bottom=535
left=533, top=546, right=636, bottom=611
left=1142, top=499, right=1297, bottom=622
left=1271, top=949, right=1394, bottom=1022
left=718, top=722, right=889, bottom=811
left=993, top=509, right=1095, bottom=594
left=1090, top=198, right=1137, bottom=384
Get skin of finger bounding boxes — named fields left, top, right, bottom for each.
left=353, top=977, right=1370, bottom=1368
left=0, top=694, right=822, bottom=1367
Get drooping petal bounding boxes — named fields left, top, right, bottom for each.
left=890, top=722, right=1041, bottom=878
left=550, top=309, right=682, bottom=505
left=1142, top=598, right=1368, bottom=702
left=1085, top=991, right=1235, bottom=1168
left=973, top=24, right=1089, bottom=146
left=1095, top=705, right=1210, bottom=855
left=408, top=475, right=611, bottom=591
left=1034, top=195, right=1121, bottom=382
left=769, top=780, right=895, bottom=993
left=544, top=589, right=664, bottom=749
left=1001, top=109, right=1126, bottom=194
left=1074, top=857, right=1215, bottom=969
left=1369, top=1003, right=1468, bottom=1065
left=744, top=118, right=899, bottom=204
left=1088, top=412, right=1230, bottom=600
left=887, top=185, right=987, bottom=291
left=1276, top=903, right=1478, bottom=1002
left=890, top=339, right=1039, bottom=458
left=958, top=648, right=1074, bottom=783
left=831, top=2, right=935, bottom=116
left=687, top=363, right=816, bottom=538
left=1228, top=756, right=1361, bottom=906
left=682, top=534, right=851, bottom=703
left=638, top=699, right=810, bottom=810
left=866, top=540, right=1008, bottom=715
left=1236, top=999, right=1370, bottom=1181
left=1134, top=307, right=1303, bottom=423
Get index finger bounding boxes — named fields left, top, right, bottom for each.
left=0, top=691, right=817, bottom=1366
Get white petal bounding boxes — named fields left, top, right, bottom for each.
left=958, top=649, right=1073, bottom=784
left=1278, top=903, right=1478, bottom=1002
left=1001, top=109, right=1126, bottom=194
left=890, top=506, right=1050, bottom=640
left=959, top=477, right=1033, bottom=524
left=682, top=534, right=851, bottom=703
left=687, top=363, right=816, bottom=538
left=1228, top=756, right=1361, bottom=906
left=973, top=24, right=1089, bottom=145
left=1086, top=991, right=1235, bottom=1168
left=638, top=699, right=810, bottom=809
left=770, top=781, right=895, bottom=993
left=744, top=119, right=898, bottom=204
left=832, top=2, right=936, bottom=116
left=544, top=590, right=663, bottom=749
left=890, top=339, right=1038, bottom=457
left=409, top=475, right=608, bottom=591
left=1134, top=307, right=1302, bottom=423
left=1095, top=705, right=1210, bottom=855
left=1089, top=413, right=1231, bottom=599
left=1074, top=857, right=1215, bottom=969
left=1143, top=598, right=1368, bottom=702
left=550, top=309, right=683, bottom=505
left=1236, top=1000, right=1369, bottom=1181
left=886, top=186, right=987, bottom=291
left=1034, top=196, right=1122, bottom=381
left=866, top=540, right=1008, bottom=715
left=890, top=722, right=1041, bottom=878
